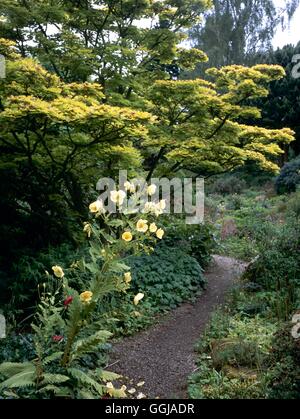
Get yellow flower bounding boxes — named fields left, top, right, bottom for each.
left=136, top=219, right=148, bottom=233
left=149, top=223, right=157, bottom=233
left=106, top=382, right=115, bottom=397
left=89, top=200, right=104, bottom=214
left=124, top=181, right=135, bottom=193
left=119, top=385, right=127, bottom=398
left=83, top=222, right=92, bottom=238
left=106, top=382, right=127, bottom=398
left=80, top=290, right=93, bottom=304
left=156, top=228, right=164, bottom=239
left=142, top=201, right=162, bottom=217
left=133, top=292, right=144, bottom=305
left=143, top=202, right=155, bottom=213
left=124, top=272, right=132, bottom=284
left=124, top=181, right=131, bottom=191
left=147, top=184, right=157, bottom=196
left=144, top=201, right=164, bottom=217
left=110, top=190, right=126, bottom=206
left=122, top=231, right=133, bottom=242
left=158, top=199, right=166, bottom=210
left=52, top=265, right=64, bottom=278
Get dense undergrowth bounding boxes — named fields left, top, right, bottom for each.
left=1, top=168, right=300, bottom=399
left=188, top=176, right=300, bottom=399
left=0, top=205, right=214, bottom=398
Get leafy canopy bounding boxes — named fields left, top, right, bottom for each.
left=0, top=1, right=295, bottom=255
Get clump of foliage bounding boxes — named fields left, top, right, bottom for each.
left=243, top=220, right=300, bottom=319
left=209, top=190, right=278, bottom=260
left=188, top=308, right=276, bottom=399
left=161, top=219, right=216, bottom=268
left=188, top=283, right=300, bottom=399
left=275, top=156, right=300, bottom=194
left=266, top=322, right=300, bottom=399
left=210, top=176, right=247, bottom=195
left=129, top=246, right=205, bottom=310
left=1, top=243, right=86, bottom=318
left=0, top=186, right=167, bottom=399
left=285, top=190, right=300, bottom=219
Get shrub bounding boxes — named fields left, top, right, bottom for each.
left=211, top=176, right=247, bottom=195
left=188, top=313, right=275, bottom=399
left=210, top=338, right=266, bottom=370
left=162, top=219, right=216, bottom=268
left=286, top=190, right=300, bottom=219
left=242, top=222, right=300, bottom=320
left=275, top=156, right=300, bottom=194
left=266, top=321, right=300, bottom=399
left=128, top=246, right=205, bottom=310
left=226, top=194, right=243, bottom=210
left=188, top=362, right=265, bottom=399
left=1, top=243, right=87, bottom=319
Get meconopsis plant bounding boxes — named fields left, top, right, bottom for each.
left=0, top=183, right=165, bottom=399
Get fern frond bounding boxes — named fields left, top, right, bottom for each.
left=67, top=368, right=104, bottom=395
left=41, top=373, right=70, bottom=385
left=0, top=370, right=36, bottom=389
left=42, top=352, right=63, bottom=366
left=0, top=362, right=34, bottom=377
left=2, top=390, right=19, bottom=399
left=37, top=384, right=60, bottom=394
left=99, top=370, right=121, bottom=382
left=38, top=385, right=72, bottom=397
left=71, top=330, right=112, bottom=361
left=78, top=389, right=95, bottom=399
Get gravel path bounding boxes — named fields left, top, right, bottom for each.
left=110, top=255, right=248, bottom=399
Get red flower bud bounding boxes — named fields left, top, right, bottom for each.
left=64, top=296, right=73, bottom=306
left=52, top=335, right=63, bottom=342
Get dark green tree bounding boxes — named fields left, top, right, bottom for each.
left=0, top=0, right=210, bottom=89
left=254, top=42, right=300, bottom=157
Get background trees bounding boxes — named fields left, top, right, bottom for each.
left=185, top=0, right=300, bottom=158
left=187, top=0, right=300, bottom=75
left=256, top=43, right=300, bottom=157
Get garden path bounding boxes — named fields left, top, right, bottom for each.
left=110, top=255, right=248, bottom=399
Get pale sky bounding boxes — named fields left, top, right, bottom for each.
left=273, top=0, right=300, bottom=48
